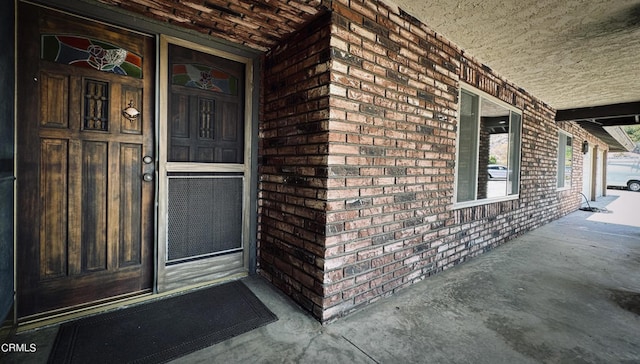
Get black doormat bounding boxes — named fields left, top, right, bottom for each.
left=48, top=280, right=277, bottom=364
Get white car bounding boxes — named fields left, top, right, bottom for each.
left=607, top=159, right=640, bottom=192
left=487, top=164, right=509, bottom=180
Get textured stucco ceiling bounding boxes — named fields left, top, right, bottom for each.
left=82, top=0, right=640, bottom=111
left=390, top=0, right=640, bottom=110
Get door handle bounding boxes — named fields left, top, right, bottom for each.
left=143, top=173, right=154, bottom=182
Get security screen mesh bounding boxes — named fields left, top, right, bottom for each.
left=167, top=176, right=243, bottom=262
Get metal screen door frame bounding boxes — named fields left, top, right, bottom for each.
left=157, top=35, right=253, bottom=292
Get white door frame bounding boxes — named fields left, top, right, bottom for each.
left=582, top=148, right=592, bottom=199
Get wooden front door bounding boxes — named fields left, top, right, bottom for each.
left=16, top=3, right=155, bottom=318
left=167, top=43, right=245, bottom=164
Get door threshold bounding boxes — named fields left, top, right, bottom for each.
left=17, top=272, right=248, bottom=332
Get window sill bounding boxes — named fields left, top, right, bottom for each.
left=453, top=194, right=519, bottom=210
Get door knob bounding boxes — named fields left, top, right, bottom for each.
left=143, top=173, right=153, bottom=182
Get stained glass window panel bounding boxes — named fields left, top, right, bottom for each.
left=41, top=35, right=142, bottom=78
left=172, top=63, right=238, bottom=95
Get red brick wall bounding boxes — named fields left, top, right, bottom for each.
left=258, top=13, right=332, bottom=317
left=319, top=0, right=605, bottom=322
left=259, top=0, right=607, bottom=322
left=321, top=0, right=460, bottom=320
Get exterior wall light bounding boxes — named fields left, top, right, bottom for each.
left=582, top=140, right=589, bottom=154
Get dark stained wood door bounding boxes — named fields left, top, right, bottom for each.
left=168, top=43, right=245, bottom=163
left=16, top=3, right=155, bottom=318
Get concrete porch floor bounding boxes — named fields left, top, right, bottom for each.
left=3, top=190, right=639, bottom=363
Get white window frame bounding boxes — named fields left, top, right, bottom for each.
left=557, top=131, right=573, bottom=190
left=454, top=85, right=523, bottom=209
